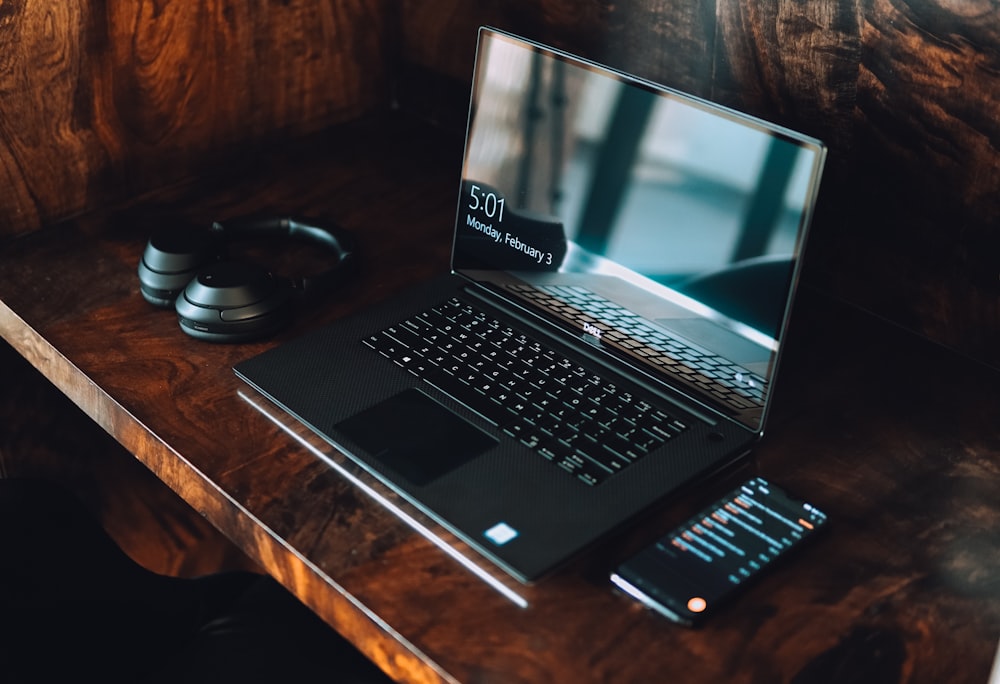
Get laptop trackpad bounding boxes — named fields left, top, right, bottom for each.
left=335, top=388, right=498, bottom=487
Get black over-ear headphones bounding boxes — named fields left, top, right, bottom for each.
left=138, top=216, right=357, bottom=342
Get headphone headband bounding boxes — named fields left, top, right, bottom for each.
left=208, top=216, right=357, bottom=296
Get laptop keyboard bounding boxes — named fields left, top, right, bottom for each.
left=506, top=284, right=767, bottom=409
left=363, top=297, right=689, bottom=486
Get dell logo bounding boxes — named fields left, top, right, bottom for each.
left=583, top=322, right=603, bottom=339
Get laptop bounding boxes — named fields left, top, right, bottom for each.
left=234, top=27, right=827, bottom=583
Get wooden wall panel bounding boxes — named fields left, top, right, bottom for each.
left=0, top=0, right=391, bottom=238
left=397, top=0, right=1000, bottom=370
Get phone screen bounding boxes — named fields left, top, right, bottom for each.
left=610, top=477, right=828, bottom=626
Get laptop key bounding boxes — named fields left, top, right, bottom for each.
left=424, top=369, right=510, bottom=427
left=560, top=454, right=611, bottom=486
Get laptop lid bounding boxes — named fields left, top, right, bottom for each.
left=452, top=28, right=827, bottom=434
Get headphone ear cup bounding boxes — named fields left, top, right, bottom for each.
left=174, top=261, right=292, bottom=342
left=138, top=229, right=216, bottom=308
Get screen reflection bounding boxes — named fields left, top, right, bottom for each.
left=454, top=31, right=825, bottom=430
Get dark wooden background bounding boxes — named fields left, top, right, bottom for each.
left=0, top=0, right=390, bottom=238
left=1, top=3, right=999, bottom=681
left=2, top=0, right=997, bottom=371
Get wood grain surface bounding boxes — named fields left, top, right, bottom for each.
left=0, top=0, right=389, bottom=238
left=1, top=113, right=998, bottom=683
left=0, top=341, right=261, bottom=578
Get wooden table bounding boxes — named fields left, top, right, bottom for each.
left=2, top=112, right=998, bottom=684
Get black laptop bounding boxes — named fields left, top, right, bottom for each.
left=234, top=27, right=827, bottom=582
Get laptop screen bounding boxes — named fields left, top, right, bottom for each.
left=453, top=28, right=826, bottom=432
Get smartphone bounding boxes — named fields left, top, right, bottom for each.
left=610, top=476, right=828, bottom=626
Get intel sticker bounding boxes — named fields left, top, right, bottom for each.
left=484, top=522, right=519, bottom=546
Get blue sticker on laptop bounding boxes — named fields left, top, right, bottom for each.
left=485, top=522, right=519, bottom=546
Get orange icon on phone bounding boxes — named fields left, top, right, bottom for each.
left=687, top=597, right=708, bottom=613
